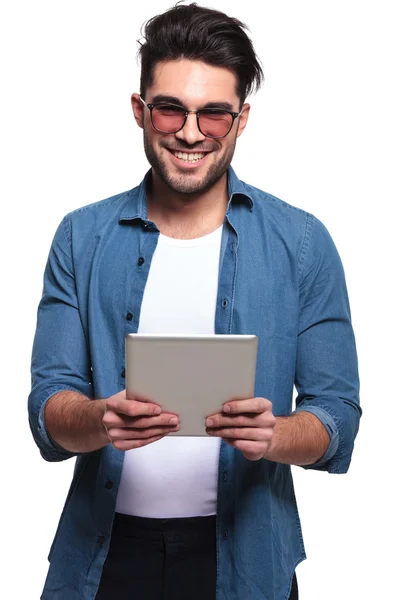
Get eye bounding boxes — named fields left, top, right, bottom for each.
left=155, top=104, right=185, bottom=115
left=201, top=110, right=231, bottom=121
left=202, top=110, right=230, bottom=120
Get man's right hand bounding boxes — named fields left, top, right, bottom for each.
left=103, top=390, right=180, bottom=451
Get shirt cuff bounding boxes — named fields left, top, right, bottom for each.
left=35, top=387, right=82, bottom=461
left=294, top=406, right=339, bottom=469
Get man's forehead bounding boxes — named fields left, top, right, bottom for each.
left=149, top=59, right=239, bottom=104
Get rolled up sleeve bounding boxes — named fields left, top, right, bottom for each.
left=294, top=215, right=361, bottom=473
left=28, top=216, right=92, bottom=462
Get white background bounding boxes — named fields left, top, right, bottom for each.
left=1, top=1, right=399, bottom=598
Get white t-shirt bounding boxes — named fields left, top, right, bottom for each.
left=115, top=225, right=223, bottom=518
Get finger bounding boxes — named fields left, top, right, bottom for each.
left=206, top=426, right=273, bottom=442
left=128, top=414, right=180, bottom=428
left=106, top=396, right=163, bottom=418
left=113, top=434, right=166, bottom=451
left=222, top=397, right=272, bottom=415
left=104, top=412, right=179, bottom=429
left=206, top=412, right=276, bottom=429
left=206, top=414, right=260, bottom=428
left=222, top=438, right=267, bottom=461
left=108, top=424, right=180, bottom=441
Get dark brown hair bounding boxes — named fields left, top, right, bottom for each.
left=138, top=2, right=264, bottom=106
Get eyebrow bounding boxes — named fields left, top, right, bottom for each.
left=150, top=95, right=235, bottom=112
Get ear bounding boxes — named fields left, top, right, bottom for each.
left=236, top=103, right=251, bottom=138
left=131, top=93, right=145, bottom=129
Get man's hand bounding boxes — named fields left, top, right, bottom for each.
left=205, top=397, right=276, bottom=461
left=103, top=390, right=180, bottom=451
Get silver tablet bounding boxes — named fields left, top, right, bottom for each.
left=125, top=333, right=258, bottom=436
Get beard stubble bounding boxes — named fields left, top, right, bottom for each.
left=143, top=130, right=237, bottom=196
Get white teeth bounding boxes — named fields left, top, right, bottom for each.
left=173, top=151, right=205, bottom=162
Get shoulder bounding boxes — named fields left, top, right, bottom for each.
left=241, top=179, right=311, bottom=224
left=239, top=177, right=338, bottom=269
left=58, top=184, right=142, bottom=244
left=239, top=178, right=318, bottom=248
left=66, top=188, right=136, bottom=222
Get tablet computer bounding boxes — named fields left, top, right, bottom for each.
left=125, top=333, right=258, bottom=436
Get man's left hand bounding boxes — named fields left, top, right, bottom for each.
left=205, top=397, right=276, bottom=461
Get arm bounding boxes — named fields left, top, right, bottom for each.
left=292, top=215, right=361, bottom=472
left=28, top=217, right=95, bottom=462
left=28, top=217, right=180, bottom=460
left=206, top=216, right=360, bottom=469
left=264, top=411, right=330, bottom=465
left=206, top=398, right=329, bottom=464
left=45, top=389, right=181, bottom=453
left=44, top=391, right=109, bottom=454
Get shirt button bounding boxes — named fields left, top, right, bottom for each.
left=137, top=257, right=145, bottom=266
left=222, top=299, right=228, bottom=308
left=126, top=312, right=133, bottom=321
left=121, top=368, right=125, bottom=378
left=223, top=472, right=228, bottom=482
left=105, top=480, right=113, bottom=490
left=223, top=530, right=228, bottom=539
left=97, top=535, right=106, bottom=545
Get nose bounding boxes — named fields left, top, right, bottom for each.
left=175, top=112, right=206, bottom=145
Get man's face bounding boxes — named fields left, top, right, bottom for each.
left=132, top=59, right=250, bottom=196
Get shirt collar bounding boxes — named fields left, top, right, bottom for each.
left=119, top=165, right=254, bottom=223
left=227, top=166, right=254, bottom=211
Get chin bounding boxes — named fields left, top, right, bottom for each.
left=164, top=175, right=211, bottom=196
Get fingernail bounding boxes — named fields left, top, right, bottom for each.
left=206, top=418, right=214, bottom=427
left=153, top=406, right=161, bottom=415
left=169, top=417, right=178, bottom=425
left=223, top=405, right=231, bottom=412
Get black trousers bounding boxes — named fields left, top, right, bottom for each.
left=95, top=512, right=298, bottom=600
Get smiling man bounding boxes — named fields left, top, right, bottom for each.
left=28, top=4, right=361, bottom=600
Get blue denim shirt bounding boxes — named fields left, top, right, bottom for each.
left=28, top=167, right=361, bottom=600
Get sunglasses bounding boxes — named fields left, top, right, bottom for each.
left=139, top=97, right=242, bottom=139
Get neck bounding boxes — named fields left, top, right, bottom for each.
left=146, top=169, right=229, bottom=239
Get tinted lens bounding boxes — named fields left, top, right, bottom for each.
left=152, top=105, right=185, bottom=133
left=198, top=110, right=233, bottom=138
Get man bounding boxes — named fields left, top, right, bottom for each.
left=28, top=3, right=361, bottom=600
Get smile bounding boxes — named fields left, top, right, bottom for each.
left=165, top=148, right=211, bottom=165
left=173, top=151, right=205, bottom=162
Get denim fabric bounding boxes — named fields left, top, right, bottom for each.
left=28, top=167, right=361, bottom=600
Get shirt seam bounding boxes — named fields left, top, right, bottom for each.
left=297, top=212, right=314, bottom=276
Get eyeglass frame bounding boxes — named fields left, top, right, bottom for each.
left=138, top=96, right=243, bottom=139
